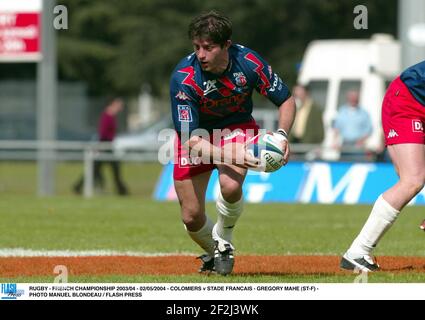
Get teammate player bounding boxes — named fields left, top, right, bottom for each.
left=170, top=11, right=295, bottom=275
left=341, top=60, right=425, bottom=272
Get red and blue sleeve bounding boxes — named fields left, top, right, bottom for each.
left=243, top=50, right=291, bottom=107
left=170, top=70, right=200, bottom=135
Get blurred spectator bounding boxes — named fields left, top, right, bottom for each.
left=332, top=90, right=373, bottom=149
left=290, top=84, right=324, bottom=144
left=73, top=97, right=129, bottom=196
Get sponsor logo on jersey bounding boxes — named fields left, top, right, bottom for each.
left=177, top=105, right=193, bottom=122
left=412, top=120, right=423, bottom=132
left=387, top=129, right=399, bottom=138
left=268, top=73, right=283, bottom=92
left=199, top=92, right=249, bottom=116
left=233, top=72, right=247, bottom=87
left=175, top=91, right=191, bottom=101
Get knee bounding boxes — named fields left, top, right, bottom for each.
left=403, top=174, right=425, bottom=196
left=220, top=180, right=243, bottom=202
left=413, top=175, right=425, bottom=194
left=181, top=205, right=204, bottom=230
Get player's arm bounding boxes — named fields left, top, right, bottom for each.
left=276, top=96, right=296, bottom=163
left=244, top=51, right=295, bottom=163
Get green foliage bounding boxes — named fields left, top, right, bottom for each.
left=53, top=0, right=396, bottom=96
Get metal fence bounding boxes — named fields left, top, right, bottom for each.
left=0, top=140, right=157, bottom=197
left=0, top=139, right=380, bottom=197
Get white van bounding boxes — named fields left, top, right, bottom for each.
left=297, top=34, right=401, bottom=158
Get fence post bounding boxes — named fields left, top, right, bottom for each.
left=83, top=148, right=94, bottom=198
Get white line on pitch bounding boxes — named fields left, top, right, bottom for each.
left=0, top=248, right=196, bottom=257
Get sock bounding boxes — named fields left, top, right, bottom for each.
left=348, top=194, right=399, bottom=257
left=186, top=215, right=215, bottom=256
left=214, top=191, right=243, bottom=243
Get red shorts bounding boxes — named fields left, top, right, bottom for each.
left=173, top=120, right=259, bottom=181
left=382, top=77, right=425, bottom=146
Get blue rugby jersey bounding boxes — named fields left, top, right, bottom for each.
left=170, top=44, right=291, bottom=133
left=400, top=60, right=425, bottom=107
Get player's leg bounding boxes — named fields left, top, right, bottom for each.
left=342, top=143, right=425, bottom=271
left=384, top=144, right=425, bottom=209
left=212, top=162, right=247, bottom=275
left=208, top=121, right=258, bottom=275
left=212, top=122, right=258, bottom=244
left=387, top=144, right=425, bottom=231
left=174, top=170, right=216, bottom=269
left=214, top=163, right=246, bottom=242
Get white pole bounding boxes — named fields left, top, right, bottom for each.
left=398, top=0, right=425, bottom=69
left=37, top=0, right=57, bottom=196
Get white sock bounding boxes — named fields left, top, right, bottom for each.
left=214, top=192, right=243, bottom=243
left=348, top=195, right=399, bottom=257
left=186, top=216, right=215, bottom=256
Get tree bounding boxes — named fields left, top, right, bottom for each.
left=54, top=0, right=397, bottom=96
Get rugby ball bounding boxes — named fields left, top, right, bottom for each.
left=246, top=132, right=285, bottom=172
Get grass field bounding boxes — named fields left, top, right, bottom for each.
left=0, top=161, right=424, bottom=283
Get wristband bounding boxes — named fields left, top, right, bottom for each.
left=276, top=128, right=288, bottom=140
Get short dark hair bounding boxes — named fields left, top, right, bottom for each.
left=188, top=10, right=232, bottom=46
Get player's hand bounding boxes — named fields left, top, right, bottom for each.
left=242, top=149, right=260, bottom=169
left=218, top=142, right=259, bottom=169
left=280, top=139, right=290, bottom=165
left=223, top=143, right=260, bottom=169
left=275, top=130, right=290, bottom=165
left=235, top=143, right=260, bottom=169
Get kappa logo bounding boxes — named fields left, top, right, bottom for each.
left=412, top=120, right=423, bottom=132
left=387, top=129, right=399, bottom=138
left=177, top=105, right=192, bottom=122
left=175, top=91, right=191, bottom=101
